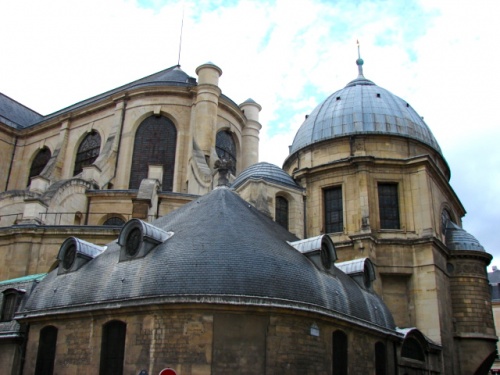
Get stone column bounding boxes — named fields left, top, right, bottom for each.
left=240, top=99, right=262, bottom=170
left=194, top=62, right=222, bottom=160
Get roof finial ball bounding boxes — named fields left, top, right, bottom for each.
left=356, top=39, right=364, bottom=77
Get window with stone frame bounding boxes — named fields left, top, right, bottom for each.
left=35, top=325, right=58, bottom=375
left=275, top=195, right=289, bottom=230
left=216, top=130, right=237, bottom=175
left=332, top=330, right=348, bottom=375
left=129, top=116, right=177, bottom=191
left=378, top=183, right=400, bottom=229
left=1, top=288, right=24, bottom=321
left=28, top=147, right=51, bottom=185
left=99, top=320, right=126, bottom=375
left=324, top=186, right=343, bottom=233
left=73, top=131, right=101, bottom=175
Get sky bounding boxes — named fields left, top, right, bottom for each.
left=1, top=0, right=499, bottom=267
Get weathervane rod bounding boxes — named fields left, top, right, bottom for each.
left=177, top=5, right=185, bottom=67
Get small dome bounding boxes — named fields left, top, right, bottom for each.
left=232, top=162, right=302, bottom=190
left=289, top=67, right=442, bottom=156
left=445, top=221, right=485, bottom=252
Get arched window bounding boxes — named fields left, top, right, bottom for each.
left=28, top=147, right=51, bottom=185
left=103, top=216, right=125, bottom=226
left=216, top=130, right=236, bottom=175
left=129, top=116, right=177, bottom=191
left=35, top=325, right=58, bottom=375
left=401, top=337, right=425, bottom=362
left=441, top=208, right=454, bottom=235
left=332, top=330, right=348, bottom=375
left=275, top=196, right=289, bottom=230
left=74, top=131, right=101, bottom=175
left=375, top=342, right=387, bottom=375
left=99, top=320, right=126, bottom=375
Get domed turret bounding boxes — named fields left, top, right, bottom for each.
left=288, top=59, right=442, bottom=157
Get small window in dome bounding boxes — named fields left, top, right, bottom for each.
left=376, top=93, right=381, bottom=98
left=336, top=96, right=341, bottom=101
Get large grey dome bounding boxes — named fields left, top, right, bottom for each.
left=289, top=65, right=442, bottom=156
left=22, top=187, right=394, bottom=330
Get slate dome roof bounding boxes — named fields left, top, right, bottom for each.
left=289, top=60, right=442, bottom=156
left=22, top=188, right=394, bottom=331
left=445, top=221, right=485, bottom=252
left=232, top=162, right=302, bottom=190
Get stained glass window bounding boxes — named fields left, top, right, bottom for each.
left=129, top=116, right=177, bottom=191
left=74, top=131, right=101, bottom=175
left=28, top=147, right=51, bottom=185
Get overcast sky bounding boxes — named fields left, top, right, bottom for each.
left=1, top=0, right=499, bottom=268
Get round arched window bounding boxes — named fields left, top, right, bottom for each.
left=216, top=130, right=236, bottom=175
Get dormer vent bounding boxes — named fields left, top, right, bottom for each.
left=118, top=219, right=173, bottom=261
left=336, top=258, right=376, bottom=290
left=288, top=235, right=337, bottom=270
left=57, top=237, right=105, bottom=275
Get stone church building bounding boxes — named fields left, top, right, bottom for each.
left=0, top=57, right=496, bottom=374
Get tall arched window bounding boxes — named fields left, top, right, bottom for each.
left=129, top=116, right=177, bottom=191
left=99, top=320, right=126, bottom=375
left=73, top=131, right=101, bottom=175
left=35, top=325, right=58, bottom=375
left=275, top=196, right=289, bottom=230
left=216, top=130, right=236, bottom=175
left=28, top=147, right=51, bottom=185
left=332, top=330, right=348, bottom=375
left=375, top=342, right=387, bottom=375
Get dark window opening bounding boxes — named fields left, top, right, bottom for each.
left=375, top=342, right=387, bottom=375
left=401, top=337, right=425, bottom=362
left=378, top=183, right=400, bottom=229
left=275, top=196, right=289, bottom=230
left=216, top=130, right=236, bottom=175
left=99, top=320, right=126, bottom=375
left=103, top=216, right=125, bottom=226
left=28, top=147, right=51, bottom=185
left=1, top=289, right=23, bottom=321
left=35, top=325, right=58, bottom=375
left=324, top=186, right=343, bottom=233
left=332, top=330, right=348, bottom=375
left=74, top=131, right=101, bottom=175
left=129, top=116, right=177, bottom=191
left=441, top=208, right=453, bottom=235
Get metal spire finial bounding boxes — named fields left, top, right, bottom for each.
left=177, top=5, right=185, bottom=67
left=356, top=40, right=364, bottom=77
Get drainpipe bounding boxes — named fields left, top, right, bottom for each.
left=5, top=135, right=18, bottom=190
